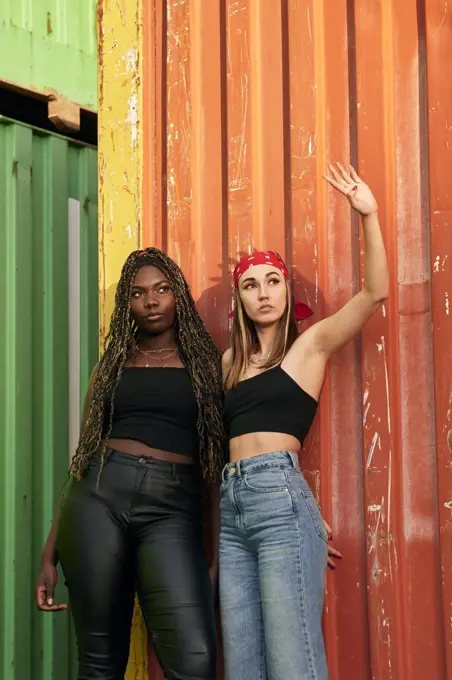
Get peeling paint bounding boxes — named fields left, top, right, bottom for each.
left=126, top=47, right=139, bottom=74
left=381, top=336, right=391, bottom=434
left=126, top=93, right=139, bottom=145
left=433, top=254, right=448, bottom=273
left=366, top=432, right=380, bottom=470
left=98, top=0, right=146, bottom=677
left=372, top=558, right=382, bottom=582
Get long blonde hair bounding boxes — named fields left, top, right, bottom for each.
left=224, top=279, right=298, bottom=390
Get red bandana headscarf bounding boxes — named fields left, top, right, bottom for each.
left=230, top=250, right=313, bottom=321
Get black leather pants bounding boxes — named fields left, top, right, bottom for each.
left=57, top=450, right=217, bottom=680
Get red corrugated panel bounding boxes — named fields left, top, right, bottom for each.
left=140, top=1, right=452, bottom=678
left=426, top=0, right=452, bottom=677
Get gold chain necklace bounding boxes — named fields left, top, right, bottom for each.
left=244, top=352, right=272, bottom=378
left=250, top=352, right=271, bottom=366
left=137, top=347, right=175, bottom=353
left=137, top=347, right=178, bottom=368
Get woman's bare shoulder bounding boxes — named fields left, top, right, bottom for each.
left=221, top=348, right=233, bottom=372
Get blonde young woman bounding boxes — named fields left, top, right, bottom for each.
left=220, top=163, right=389, bottom=680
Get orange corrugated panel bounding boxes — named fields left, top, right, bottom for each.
left=426, top=0, right=452, bottom=677
left=129, top=0, right=452, bottom=678
left=353, top=2, right=446, bottom=678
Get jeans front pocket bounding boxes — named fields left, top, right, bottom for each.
left=289, top=472, right=328, bottom=543
left=243, top=467, right=289, bottom=493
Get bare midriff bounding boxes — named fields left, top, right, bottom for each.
left=106, top=438, right=195, bottom=464
left=228, top=431, right=301, bottom=463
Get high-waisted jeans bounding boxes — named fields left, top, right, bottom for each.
left=219, top=451, right=328, bottom=680
left=57, top=449, right=217, bottom=680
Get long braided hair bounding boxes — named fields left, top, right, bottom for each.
left=70, top=247, right=225, bottom=481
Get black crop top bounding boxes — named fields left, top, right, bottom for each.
left=224, top=365, right=318, bottom=446
left=103, top=367, right=199, bottom=457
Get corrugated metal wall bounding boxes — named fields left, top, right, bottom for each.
left=0, top=0, right=97, bottom=108
left=98, top=1, right=452, bottom=679
left=0, top=118, right=98, bottom=680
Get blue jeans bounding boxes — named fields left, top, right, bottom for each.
left=219, top=451, right=328, bottom=680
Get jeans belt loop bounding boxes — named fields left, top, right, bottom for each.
left=288, top=451, right=299, bottom=471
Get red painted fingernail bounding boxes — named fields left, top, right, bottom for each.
left=352, top=185, right=358, bottom=191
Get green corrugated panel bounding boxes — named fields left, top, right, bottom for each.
left=0, top=0, right=97, bottom=109
left=0, top=117, right=98, bottom=680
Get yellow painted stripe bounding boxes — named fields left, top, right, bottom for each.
left=98, top=0, right=143, bottom=339
left=97, top=0, right=148, bottom=677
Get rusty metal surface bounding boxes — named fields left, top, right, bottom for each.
left=99, top=1, right=452, bottom=678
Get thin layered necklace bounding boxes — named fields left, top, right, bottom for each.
left=251, top=350, right=271, bottom=365
left=136, top=346, right=178, bottom=368
left=244, top=349, right=272, bottom=378
left=250, top=347, right=273, bottom=369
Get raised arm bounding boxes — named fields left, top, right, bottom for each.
left=303, top=163, right=388, bottom=360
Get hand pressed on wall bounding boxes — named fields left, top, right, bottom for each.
left=324, top=162, right=378, bottom=216
left=323, top=519, right=343, bottom=571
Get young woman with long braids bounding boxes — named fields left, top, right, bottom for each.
left=35, top=248, right=224, bottom=680
left=220, top=163, right=389, bottom=680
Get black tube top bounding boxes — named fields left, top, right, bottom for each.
left=224, top=365, right=318, bottom=446
left=103, top=367, right=199, bottom=457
